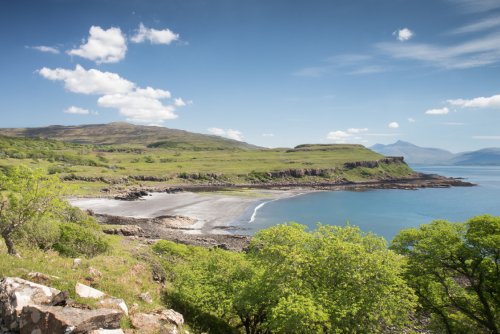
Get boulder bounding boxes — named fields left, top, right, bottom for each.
left=0, top=277, right=60, bottom=331
left=99, top=297, right=128, bottom=316
left=90, top=329, right=125, bottom=334
left=75, top=283, right=105, bottom=299
left=89, top=328, right=125, bottom=334
left=139, top=292, right=153, bottom=304
left=19, top=304, right=122, bottom=334
left=130, top=309, right=184, bottom=334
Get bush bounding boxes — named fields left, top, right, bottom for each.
left=14, top=218, right=61, bottom=251
left=54, top=223, right=110, bottom=258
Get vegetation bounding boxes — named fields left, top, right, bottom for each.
left=0, top=133, right=415, bottom=196
left=391, top=215, right=500, bottom=334
left=156, top=224, right=417, bottom=333
left=0, top=166, right=109, bottom=258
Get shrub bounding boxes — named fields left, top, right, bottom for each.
left=54, top=223, right=110, bottom=258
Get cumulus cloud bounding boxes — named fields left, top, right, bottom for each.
left=327, top=130, right=351, bottom=143
left=393, top=28, right=414, bottom=42
left=388, top=122, right=399, bottom=129
left=174, top=98, right=187, bottom=107
left=67, top=26, right=127, bottom=64
left=448, top=94, right=500, bottom=108
left=326, top=127, right=370, bottom=143
left=64, top=106, right=97, bottom=115
left=208, top=128, right=244, bottom=141
left=408, top=117, right=416, bottom=122
left=425, top=107, right=450, bottom=115
left=98, top=89, right=178, bottom=123
left=130, top=23, right=179, bottom=45
left=39, top=65, right=188, bottom=123
left=30, top=45, right=60, bottom=54
left=38, top=64, right=135, bottom=95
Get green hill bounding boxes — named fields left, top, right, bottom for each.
left=0, top=122, right=260, bottom=151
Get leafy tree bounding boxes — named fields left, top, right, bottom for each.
left=0, top=167, right=65, bottom=256
left=391, top=215, right=500, bottom=333
left=163, top=223, right=416, bottom=334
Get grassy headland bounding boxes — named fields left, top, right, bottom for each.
left=0, top=123, right=423, bottom=196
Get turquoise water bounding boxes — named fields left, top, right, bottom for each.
left=238, top=166, right=500, bottom=242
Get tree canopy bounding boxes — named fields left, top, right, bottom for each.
left=159, top=223, right=416, bottom=334
left=391, top=215, right=500, bottom=334
left=0, top=166, right=66, bottom=256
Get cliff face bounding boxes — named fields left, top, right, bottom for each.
left=343, top=156, right=405, bottom=169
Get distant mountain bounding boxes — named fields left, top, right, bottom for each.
left=452, top=148, right=500, bottom=166
left=370, top=140, right=455, bottom=165
left=371, top=141, right=500, bottom=166
left=0, top=122, right=260, bottom=150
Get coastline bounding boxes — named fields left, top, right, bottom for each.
left=69, top=173, right=475, bottom=251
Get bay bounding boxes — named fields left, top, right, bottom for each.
left=240, top=166, right=500, bottom=242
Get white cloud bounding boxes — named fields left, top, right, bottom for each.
left=38, top=64, right=135, bottom=95
left=326, top=130, right=351, bottom=143
left=262, top=133, right=275, bottom=137
left=388, top=122, right=399, bottom=129
left=174, top=98, right=187, bottom=107
left=347, top=128, right=368, bottom=134
left=450, top=16, right=500, bottom=34
left=67, top=26, right=127, bottom=64
left=449, top=0, right=500, bottom=13
left=327, top=127, right=370, bottom=143
left=64, top=106, right=97, bottom=115
left=349, top=66, right=386, bottom=75
left=98, top=89, right=178, bottom=123
left=448, top=94, right=500, bottom=108
left=408, top=117, right=416, bottom=122
left=394, top=28, right=414, bottom=42
left=473, top=135, right=500, bottom=139
left=130, top=23, right=179, bottom=45
left=39, top=65, right=187, bottom=123
left=377, top=33, right=500, bottom=69
left=30, top=45, right=59, bottom=54
left=425, top=107, right=450, bottom=115
left=208, top=128, right=244, bottom=141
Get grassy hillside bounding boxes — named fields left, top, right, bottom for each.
left=0, top=122, right=259, bottom=151
left=0, top=125, right=416, bottom=195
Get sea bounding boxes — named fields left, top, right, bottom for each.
left=236, top=166, right=500, bottom=243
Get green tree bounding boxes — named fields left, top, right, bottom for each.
left=164, top=223, right=416, bottom=334
left=0, top=166, right=65, bottom=256
left=391, top=215, right=500, bottom=334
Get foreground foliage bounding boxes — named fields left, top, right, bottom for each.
left=0, top=166, right=109, bottom=257
left=391, top=215, right=500, bottom=334
left=156, top=224, right=417, bottom=333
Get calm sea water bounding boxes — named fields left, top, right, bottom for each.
left=238, top=166, right=500, bottom=242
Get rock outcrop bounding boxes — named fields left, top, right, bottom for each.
left=19, top=305, right=122, bottom=334
left=1, top=277, right=187, bottom=334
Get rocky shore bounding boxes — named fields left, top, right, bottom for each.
left=70, top=173, right=476, bottom=252
left=94, top=213, right=251, bottom=252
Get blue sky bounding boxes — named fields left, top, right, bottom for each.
left=1, top=0, right=500, bottom=151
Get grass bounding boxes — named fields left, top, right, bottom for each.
left=0, top=235, right=164, bottom=313
left=0, top=135, right=416, bottom=196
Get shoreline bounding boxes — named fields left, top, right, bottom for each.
left=69, top=173, right=476, bottom=251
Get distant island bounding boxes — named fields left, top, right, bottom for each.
left=371, top=140, right=500, bottom=166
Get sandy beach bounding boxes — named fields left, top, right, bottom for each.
left=70, top=189, right=302, bottom=234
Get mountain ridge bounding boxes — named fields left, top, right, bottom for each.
left=371, top=141, right=500, bottom=165
left=0, top=122, right=261, bottom=151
